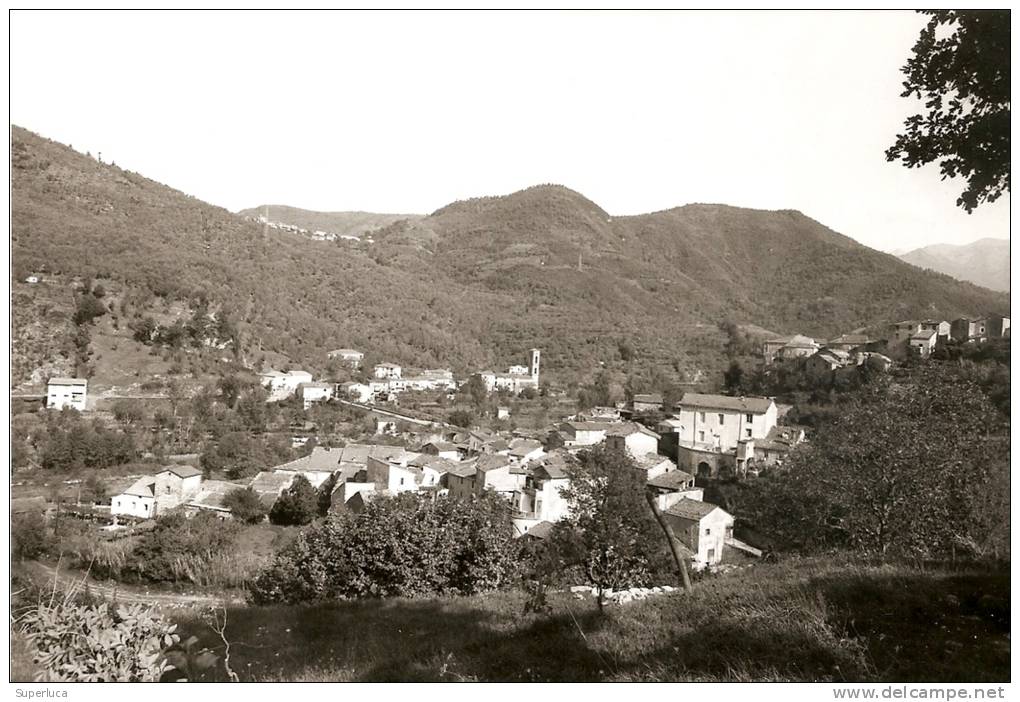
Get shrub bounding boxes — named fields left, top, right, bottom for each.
left=129, top=511, right=240, bottom=583
left=12, top=512, right=52, bottom=560
left=249, top=492, right=521, bottom=604
left=20, top=600, right=179, bottom=681
left=222, top=488, right=267, bottom=524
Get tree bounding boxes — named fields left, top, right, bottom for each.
left=80, top=473, right=108, bottom=505
left=548, top=444, right=660, bottom=610
left=746, top=365, right=1006, bottom=558
left=722, top=360, right=744, bottom=394
left=269, top=475, right=319, bottom=526
left=72, top=292, right=107, bottom=326
left=886, top=10, right=1009, bottom=212
left=448, top=409, right=474, bottom=428
left=462, top=374, right=488, bottom=408
left=222, top=488, right=267, bottom=524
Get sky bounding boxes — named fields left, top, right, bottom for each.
left=9, top=10, right=1010, bottom=253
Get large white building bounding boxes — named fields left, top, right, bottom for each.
left=47, top=377, right=88, bottom=411
left=298, top=382, right=334, bottom=410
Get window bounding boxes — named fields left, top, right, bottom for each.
left=718, top=414, right=725, bottom=424
left=698, top=431, right=705, bottom=442
left=400, top=477, right=405, bottom=486
left=746, top=413, right=753, bottom=423
left=699, top=412, right=706, bottom=422
left=745, top=428, right=752, bottom=438
left=705, top=528, right=711, bottom=536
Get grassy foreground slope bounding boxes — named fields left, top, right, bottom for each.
left=171, top=557, right=1008, bottom=682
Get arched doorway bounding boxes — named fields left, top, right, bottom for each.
left=697, top=461, right=712, bottom=479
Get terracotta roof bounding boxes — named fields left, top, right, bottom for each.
left=446, top=461, right=478, bottom=478
left=476, top=454, right=511, bottom=473
left=606, top=422, right=659, bottom=439
left=188, top=481, right=246, bottom=511
left=678, top=393, right=774, bottom=414
left=666, top=498, right=726, bottom=521
left=647, top=470, right=696, bottom=491
left=633, top=393, right=663, bottom=404
left=119, top=476, right=156, bottom=498
left=522, top=521, right=555, bottom=539
left=508, top=438, right=543, bottom=457
left=48, top=377, right=87, bottom=386
left=159, top=465, right=202, bottom=479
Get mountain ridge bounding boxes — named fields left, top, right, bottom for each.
left=10, top=125, right=1010, bottom=389
left=897, top=238, right=1010, bottom=292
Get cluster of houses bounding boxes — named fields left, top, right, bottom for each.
left=246, top=214, right=370, bottom=244
left=761, top=313, right=1009, bottom=368
left=107, top=386, right=787, bottom=568
left=259, top=348, right=541, bottom=408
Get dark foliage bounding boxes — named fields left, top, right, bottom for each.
left=249, top=492, right=521, bottom=603
left=222, top=488, right=267, bottom=524
left=269, top=475, right=319, bottom=526
left=886, top=10, right=1010, bottom=211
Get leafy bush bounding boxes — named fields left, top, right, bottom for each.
left=128, top=511, right=240, bottom=583
left=20, top=600, right=179, bottom=681
left=269, top=475, right=318, bottom=526
left=223, top=488, right=267, bottom=524
left=249, top=492, right=521, bottom=603
left=12, top=512, right=52, bottom=560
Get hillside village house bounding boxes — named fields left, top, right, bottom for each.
left=260, top=369, right=313, bottom=400
left=762, top=335, right=819, bottom=364
left=47, top=377, right=87, bottom=411
left=952, top=315, right=1010, bottom=343
left=338, top=381, right=373, bottom=403
left=374, top=363, right=402, bottom=379
left=825, top=334, right=871, bottom=354
left=327, top=348, right=364, bottom=368
left=298, top=381, right=334, bottom=410
left=646, top=469, right=702, bottom=511
left=631, top=393, right=664, bottom=413
left=660, top=393, right=778, bottom=479
left=474, top=454, right=529, bottom=498
left=634, top=452, right=679, bottom=480
left=445, top=461, right=479, bottom=499
left=805, top=347, right=852, bottom=373
left=512, top=456, right=571, bottom=536
left=909, top=329, right=938, bottom=358
left=605, top=423, right=660, bottom=458
left=507, top=438, right=545, bottom=464
left=111, top=465, right=204, bottom=519
left=111, top=476, right=157, bottom=519
left=987, top=314, right=1011, bottom=338
left=664, top=498, right=735, bottom=567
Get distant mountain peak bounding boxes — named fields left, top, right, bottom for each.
left=898, top=239, right=1010, bottom=292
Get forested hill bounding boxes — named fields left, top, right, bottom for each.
left=10, top=125, right=1009, bottom=384
left=237, top=205, right=422, bottom=238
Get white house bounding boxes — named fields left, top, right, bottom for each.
left=111, top=476, right=157, bottom=519
left=338, top=381, right=372, bottom=403
left=604, top=423, right=660, bottom=458
left=374, top=363, right=402, bottom=379
left=480, top=349, right=541, bottom=394
left=47, top=378, right=87, bottom=411
left=909, top=329, right=938, bottom=358
left=507, top=438, right=545, bottom=465
left=260, top=369, right=314, bottom=400
left=664, top=498, right=734, bottom=567
left=298, top=382, right=334, bottom=410
left=512, top=457, right=571, bottom=536
left=327, top=348, right=364, bottom=368
left=671, top=393, right=777, bottom=452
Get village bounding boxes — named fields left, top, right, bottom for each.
left=29, top=311, right=1010, bottom=572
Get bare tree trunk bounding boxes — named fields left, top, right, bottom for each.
left=645, top=491, right=692, bottom=592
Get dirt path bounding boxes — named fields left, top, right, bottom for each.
left=33, top=563, right=244, bottom=608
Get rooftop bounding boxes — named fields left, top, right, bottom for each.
left=647, top=470, right=696, bottom=491
left=119, top=476, right=156, bottom=498
left=48, top=377, right=87, bottom=386
left=158, top=465, right=203, bottom=479
left=666, top=498, right=726, bottom=521
left=678, top=393, right=774, bottom=414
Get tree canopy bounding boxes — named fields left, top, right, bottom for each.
left=886, top=10, right=1010, bottom=212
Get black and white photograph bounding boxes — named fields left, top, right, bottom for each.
left=7, top=8, right=1011, bottom=690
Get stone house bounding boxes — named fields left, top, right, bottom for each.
left=664, top=498, right=734, bottom=567
left=604, top=422, right=660, bottom=458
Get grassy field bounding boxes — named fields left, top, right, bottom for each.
left=164, top=556, right=1009, bottom=682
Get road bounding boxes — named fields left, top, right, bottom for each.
left=336, top=399, right=451, bottom=429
